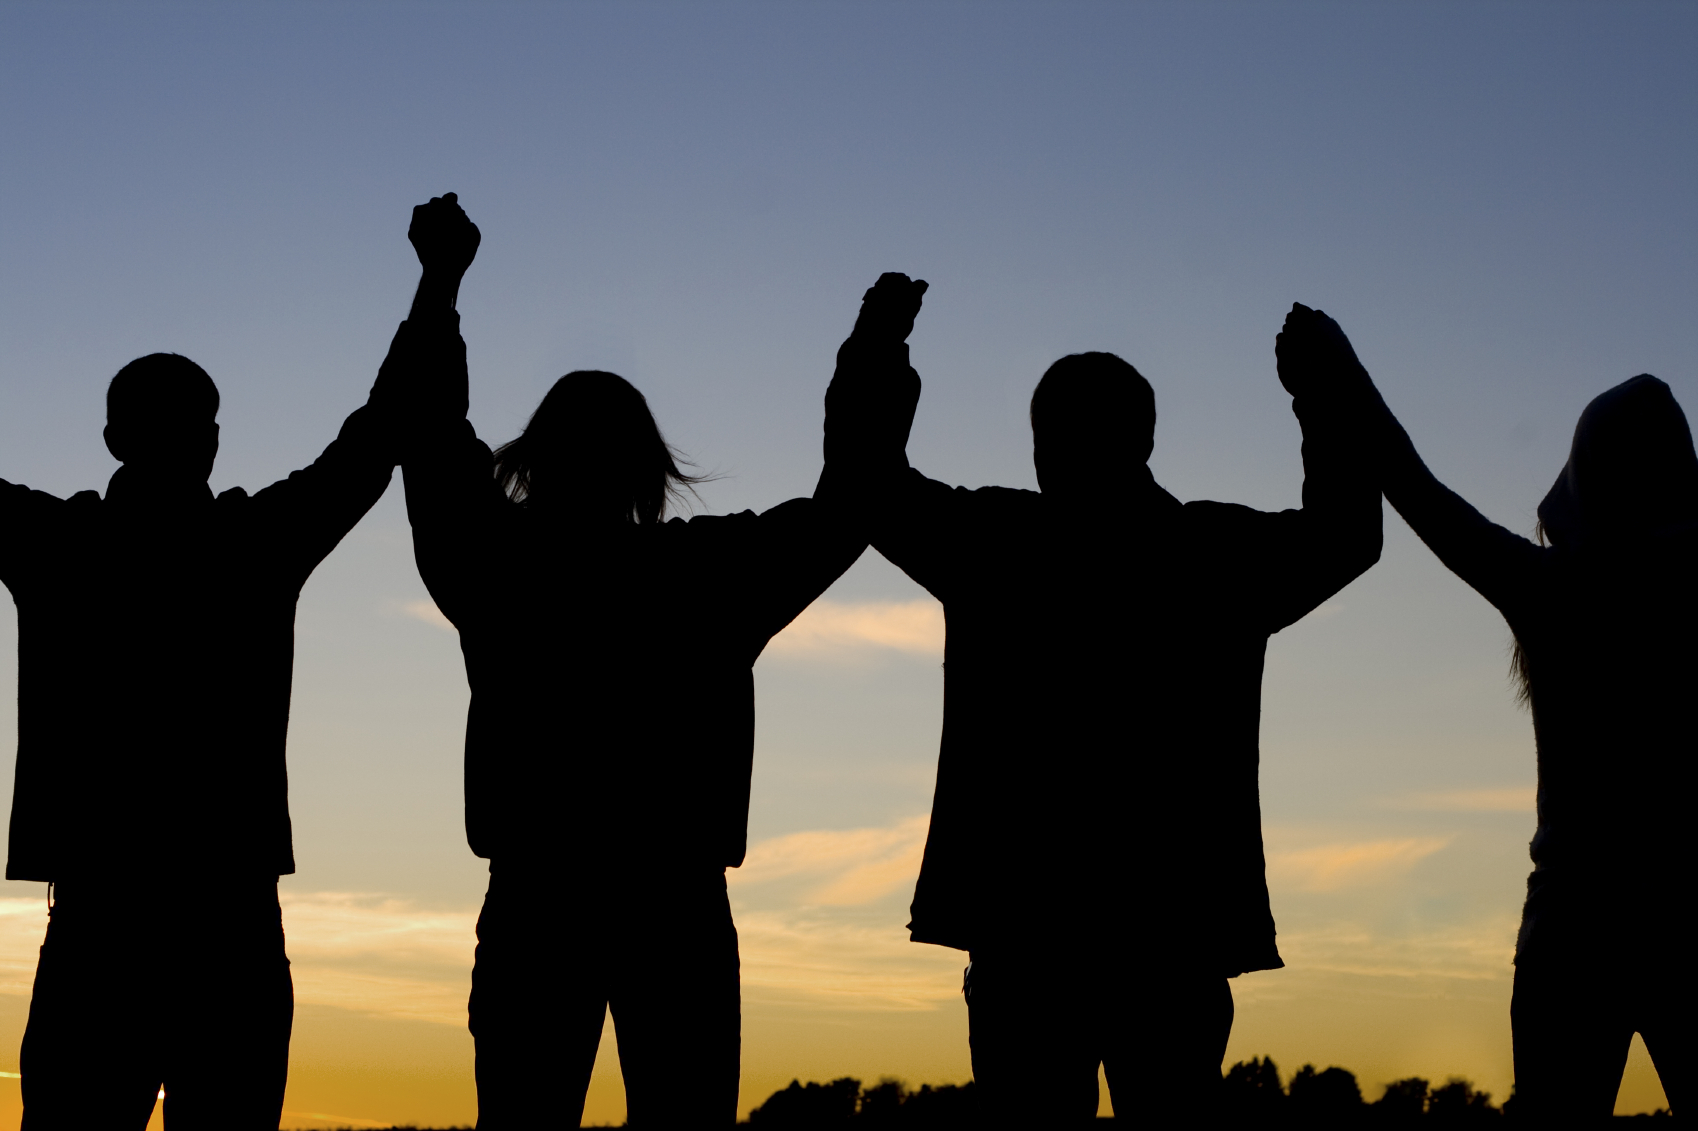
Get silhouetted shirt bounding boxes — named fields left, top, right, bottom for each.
left=0, top=321, right=431, bottom=881
left=403, top=423, right=865, bottom=871
left=1378, top=374, right=1695, bottom=962
left=828, top=349, right=1381, bottom=974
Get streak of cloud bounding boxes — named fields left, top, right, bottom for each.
left=1270, top=915, right=1520, bottom=982
left=397, top=600, right=456, bottom=633
left=732, top=816, right=929, bottom=906
left=766, top=599, right=944, bottom=659
left=1268, top=836, right=1452, bottom=893
left=1388, top=786, right=1536, bottom=813
left=278, top=893, right=476, bottom=1026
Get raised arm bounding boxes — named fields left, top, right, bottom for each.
left=248, top=194, right=479, bottom=581
left=819, top=272, right=927, bottom=499
left=1284, top=305, right=1544, bottom=616
left=386, top=196, right=502, bottom=628
left=0, top=479, right=77, bottom=595
left=1227, top=302, right=1385, bottom=631
left=819, top=273, right=973, bottom=596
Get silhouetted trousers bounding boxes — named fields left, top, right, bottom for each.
left=1511, top=956, right=1690, bottom=1120
left=18, top=878, right=293, bottom=1130
left=469, top=864, right=741, bottom=1129
left=965, top=951, right=1233, bottom=1127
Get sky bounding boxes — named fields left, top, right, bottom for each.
left=0, top=0, right=1693, bottom=1125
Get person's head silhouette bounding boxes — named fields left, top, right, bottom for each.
left=1537, top=374, right=1698, bottom=548
left=1030, top=351, right=1155, bottom=499
left=104, top=353, right=220, bottom=483
left=493, top=370, right=700, bottom=524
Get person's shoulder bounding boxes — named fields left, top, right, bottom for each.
left=957, top=484, right=1039, bottom=514
left=0, top=480, right=92, bottom=513
left=214, top=486, right=251, bottom=506
left=667, top=506, right=766, bottom=537
left=1175, top=498, right=1282, bottom=549
left=972, top=484, right=1037, bottom=502
left=1182, top=497, right=1273, bottom=527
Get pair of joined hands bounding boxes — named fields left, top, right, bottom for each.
left=850, top=272, right=1368, bottom=406
left=405, top=194, right=1369, bottom=406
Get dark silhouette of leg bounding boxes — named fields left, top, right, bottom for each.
left=158, top=881, right=293, bottom=1130
left=965, top=954, right=1101, bottom=1127
left=469, top=869, right=609, bottom=1129
left=1103, top=972, right=1232, bottom=1124
left=1512, top=959, right=1635, bottom=1119
left=612, top=872, right=741, bottom=1128
left=19, top=887, right=162, bottom=1130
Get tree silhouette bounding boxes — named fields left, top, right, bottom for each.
left=747, top=1077, right=861, bottom=1127
left=734, top=1058, right=1530, bottom=1126
left=1288, top=1062, right=1365, bottom=1123
left=1426, top=1077, right=1501, bottom=1123
left=1223, top=1056, right=1288, bottom=1118
left=744, top=1077, right=976, bottom=1128
left=1376, top=1076, right=1431, bottom=1122
left=857, top=1077, right=906, bottom=1123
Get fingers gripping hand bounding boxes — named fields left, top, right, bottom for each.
left=409, top=192, right=482, bottom=278
left=852, top=272, right=930, bottom=345
left=1276, top=301, right=1367, bottom=399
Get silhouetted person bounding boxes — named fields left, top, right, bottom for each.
left=824, top=279, right=1382, bottom=1127
left=398, top=278, right=867, bottom=1129
left=0, top=194, right=477, bottom=1130
left=1283, top=311, right=1695, bottom=1122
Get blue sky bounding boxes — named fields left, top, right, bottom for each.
left=1, top=2, right=1692, bottom=1123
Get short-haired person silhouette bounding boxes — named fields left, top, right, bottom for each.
left=397, top=258, right=867, bottom=1129
left=0, top=194, right=477, bottom=1130
left=824, top=278, right=1383, bottom=1126
left=1281, top=312, right=1694, bottom=1121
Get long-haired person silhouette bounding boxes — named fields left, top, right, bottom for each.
left=825, top=279, right=1383, bottom=1127
left=397, top=243, right=867, bottom=1129
left=1282, top=311, right=1694, bottom=1121
left=0, top=194, right=475, bottom=1130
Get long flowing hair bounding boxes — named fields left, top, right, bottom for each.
left=1508, top=522, right=1544, bottom=707
left=492, top=370, right=703, bottom=523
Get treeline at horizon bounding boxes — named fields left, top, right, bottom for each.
left=725, top=1058, right=1673, bottom=1126
left=290, top=1057, right=1673, bottom=1129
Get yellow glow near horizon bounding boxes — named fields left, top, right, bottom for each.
left=0, top=827, right=1676, bottom=1128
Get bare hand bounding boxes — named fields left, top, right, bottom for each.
left=852, top=272, right=929, bottom=344
left=409, top=193, right=481, bottom=279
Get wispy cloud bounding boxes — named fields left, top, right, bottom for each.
left=1271, top=915, right=1519, bottom=982
left=732, top=816, right=929, bottom=906
left=278, top=893, right=475, bottom=1026
left=1268, top=836, right=1452, bottom=892
left=397, top=599, right=456, bottom=633
left=727, top=816, right=956, bottom=1011
left=735, top=910, right=964, bottom=1012
left=766, top=599, right=944, bottom=659
left=0, top=893, right=478, bottom=1024
left=1387, top=786, right=1535, bottom=813
left=0, top=897, right=48, bottom=997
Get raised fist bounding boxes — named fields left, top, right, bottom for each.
left=851, top=272, right=929, bottom=345
left=1275, top=302, right=1367, bottom=399
left=409, top=192, right=481, bottom=278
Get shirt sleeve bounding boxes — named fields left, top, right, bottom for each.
left=729, top=496, right=868, bottom=649
left=817, top=322, right=969, bottom=599
left=0, top=478, right=68, bottom=592
left=402, top=418, right=503, bottom=631
left=241, top=313, right=464, bottom=583
left=1221, top=382, right=1386, bottom=634
left=1378, top=420, right=1548, bottom=617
